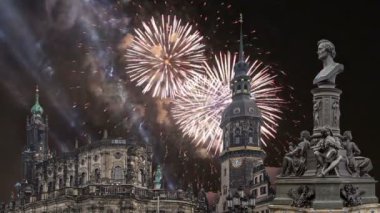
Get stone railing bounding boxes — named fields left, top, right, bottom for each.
left=30, top=184, right=194, bottom=202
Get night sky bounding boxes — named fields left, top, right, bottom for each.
left=0, top=0, right=379, bottom=202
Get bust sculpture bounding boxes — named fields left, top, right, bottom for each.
left=313, top=39, right=344, bottom=87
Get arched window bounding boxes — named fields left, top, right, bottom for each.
left=138, top=169, right=144, bottom=184
left=69, top=175, right=74, bottom=187
left=80, top=172, right=86, bottom=185
left=113, top=166, right=124, bottom=180
left=48, top=182, right=53, bottom=192
left=58, top=178, right=63, bottom=189
left=248, top=127, right=254, bottom=144
left=94, top=169, right=101, bottom=183
left=234, top=127, right=241, bottom=144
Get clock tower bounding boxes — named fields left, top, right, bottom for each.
left=217, top=14, right=267, bottom=212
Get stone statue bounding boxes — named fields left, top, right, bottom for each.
left=341, top=131, right=373, bottom=177
left=153, top=165, right=163, bottom=190
left=332, top=100, right=340, bottom=126
left=312, top=126, right=343, bottom=177
left=288, top=142, right=295, bottom=152
left=313, top=39, right=344, bottom=87
left=313, top=99, right=321, bottom=127
left=281, top=131, right=311, bottom=176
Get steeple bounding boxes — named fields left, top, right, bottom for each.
left=217, top=14, right=266, bottom=212
left=239, top=13, right=244, bottom=62
left=219, top=12, right=264, bottom=151
left=31, top=85, right=44, bottom=115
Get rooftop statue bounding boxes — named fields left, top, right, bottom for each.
left=313, top=39, right=344, bottom=87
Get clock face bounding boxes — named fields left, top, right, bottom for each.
left=231, top=158, right=243, bottom=168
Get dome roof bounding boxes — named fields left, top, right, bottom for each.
left=220, top=97, right=261, bottom=127
left=31, top=101, right=44, bottom=115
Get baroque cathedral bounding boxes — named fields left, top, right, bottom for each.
left=1, top=87, right=199, bottom=212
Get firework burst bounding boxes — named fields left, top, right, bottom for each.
left=172, top=51, right=286, bottom=154
left=125, top=15, right=206, bottom=98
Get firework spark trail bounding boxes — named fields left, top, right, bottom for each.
left=172, top=51, right=287, bottom=154
left=125, top=15, right=206, bottom=98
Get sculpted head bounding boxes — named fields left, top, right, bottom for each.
left=317, top=39, right=336, bottom=60
left=343, top=131, right=353, bottom=141
left=321, top=126, right=333, bottom=137
left=300, top=130, right=311, bottom=141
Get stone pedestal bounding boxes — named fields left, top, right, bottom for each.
left=270, top=203, right=380, bottom=213
left=272, top=176, right=378, bottom=210
left=312, top=87, right=342, bottom=136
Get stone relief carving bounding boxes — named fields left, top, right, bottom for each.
left=288, top=185, right=315, bottom=208
left=340, top=184, right=364, bottom=207
left=332, top=100, right=340, bottom=127
left=313, top=99, right=321, bottom=127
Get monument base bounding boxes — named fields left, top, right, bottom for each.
left=272, top=176, right=378, bottom=209
left=269, top=203, right=380, bottom=213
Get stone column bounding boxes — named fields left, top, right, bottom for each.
left=311, top=87, right=342, bottom=136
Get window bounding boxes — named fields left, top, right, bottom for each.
left=253, top=189, right=257, bottom=197
left=260, top=186, right=267, bottom=195
left=80, top=172, right=86, bottom=185
left=58, top=178, right=63, bottom=188
left=69, top=175, right=74, bottom=186
left=224, top=168, right=227, bottom=176
left=48, top=182, right=53, bottom=192
left=95, top=169, right=101, bottom=183
left=113, top=166, right=124, bottom=180
left=223, top=185, right=227, bottom=195
left=254, top=177, right=258, bottom=184
left=138, top=169, right=143, bottom=183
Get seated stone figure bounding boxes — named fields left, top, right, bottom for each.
left=341, top=131, right=372, bottom=177
left=281, top=130, right=311, bottom=176
left=312, top=126, right=343, bottom=177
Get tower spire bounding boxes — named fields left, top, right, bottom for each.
left=35, top=85, right=39, bottom=104
left=239, top=13, right=244, bottom=62
left=31, top=85, right=44, bottom=115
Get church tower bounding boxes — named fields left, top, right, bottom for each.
left=218, top=14, right=267, bottom=212
left=22, top=86, right=50, bottom=182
